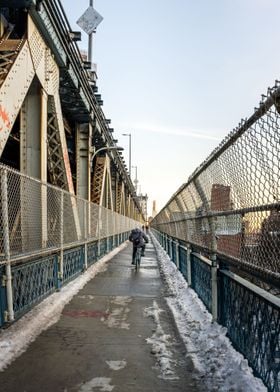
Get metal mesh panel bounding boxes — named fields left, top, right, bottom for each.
left=63, top=192, right=80, bottom=244
left=178, top=245, right=188, bottom=280
left=191, top=254, right=212, bottom=312
left=89, top=202, right=99, bottom=240
left=152, top=84, right=280, bottom=282
left=62, top=246, right=84, bottom=284
left=0, top=163, right=140, bottom=266
left=12, top=255, right=58, bottom=317
left=0, top=266, right=7, bottom=327
left=47, top=185, right=61, bottom=248
left=219, top=271, right=280, bottom=392
left=87, top=240, right=98, bottom=266
left=99, top=238, right=107, bottom=256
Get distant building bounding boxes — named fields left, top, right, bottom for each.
left=152, top=200, right=157, bottom=218
left=137, top=193, right=148, bottom=222
left=210, top=183, right=231, bottom=211
left=210, top=184, right=242, bottom=258
left=258, top=209, right=280, bottom=271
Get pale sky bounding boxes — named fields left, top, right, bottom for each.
left=61, top=0, right=280, bottom=216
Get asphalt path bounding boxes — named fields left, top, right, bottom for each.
left=0, top=238, right=203, bottom=391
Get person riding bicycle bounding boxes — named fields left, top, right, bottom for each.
left=129, top=228, right=149, bottom=264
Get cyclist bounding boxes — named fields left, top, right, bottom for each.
left=129, top=228, right=149, bottom=264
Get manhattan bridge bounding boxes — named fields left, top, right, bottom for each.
left=0, top=1, right=279, bottom=391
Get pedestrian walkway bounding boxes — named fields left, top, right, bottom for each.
left=0, top=237, right=203, bottom=392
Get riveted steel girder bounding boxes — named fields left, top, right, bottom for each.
left=91, top=155, right=113, bottom=209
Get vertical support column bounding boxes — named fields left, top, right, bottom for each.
left=20, top=80, right=42, bottom=252
left=97, top=205, right=101, bottom=257
left=84, top=200, right=88, bottom=270
left=1, top=169, right=14, bottom=322
left=41, top=89, right=48, bottom=248
left=76, top=123, right=91, bottom=200
left=164, top=233, right=167, bottom=251
left=169, top=236, right=172, bottom=258
left=76, top=123, right=91, bottom=242
left=194, top=178, right=218, bottom=321
left=112, top=211, right=116, bottom=248
left=187, top=244, right=192, bottom=287
left=210, top=246, right=218, bottom=321
left=175, top=239, right=180, bottom=269
left=185, top=211, right=192, bottom=287
left=20, top=80, right=41, bottom=178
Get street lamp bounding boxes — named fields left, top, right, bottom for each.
left=122, top=133, right=131, bottom=176
left=90, top=146, right=124, bottom=167
left=132, top=165, right=138, bottom=194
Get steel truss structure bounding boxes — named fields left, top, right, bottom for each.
left=0, top=0, right=144, bottom=221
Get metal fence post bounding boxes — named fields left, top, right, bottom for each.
left=187, top=244, right=192, bottom=287
left=84, top=201, right=88, bottom=270
left=175, top=240, right=180, bottom=269
left=97, top=206, right=101, bottom=257
left=194, top=178, right=218, bottom=321
left=1, top=169, right=14, bottom=321
left=211, top=253, right=218, bottom=321
left=169, top=236, right=172, bottom=258
left=112, top=213, right=116, bottom=249
left=58, top=189, right=64, bottom=289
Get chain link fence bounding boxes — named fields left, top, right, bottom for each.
left=0, top=163, right=139, bottom=265
left=151, top=82, right=280, bottom=288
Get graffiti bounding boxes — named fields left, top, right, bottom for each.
left=0, top=104, right=10, bottom=133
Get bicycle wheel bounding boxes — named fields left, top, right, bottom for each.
left=135, top=248, right=141, bottom=271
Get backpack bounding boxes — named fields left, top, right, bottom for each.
left=130, top=229, right=141, bottom=245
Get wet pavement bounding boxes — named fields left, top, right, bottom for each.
left=0, top=238, right=203, bottom=392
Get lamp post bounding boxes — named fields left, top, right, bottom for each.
left=132, top=165, right=138, bottom=194
left=90, top=146, right=124, bottom=167
left=89, top=145, right=123, bottom=255
left=122, top=133, right=131, bottom=176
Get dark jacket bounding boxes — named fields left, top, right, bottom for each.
left=129, top=228, right=149, bottom=248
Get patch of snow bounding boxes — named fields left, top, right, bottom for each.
left=0, top=243, right=128, bottom=372
left=105, top=360, right=127, bottom=371
left=144, top=300, right=179, bottom=380
left=102, top=301, right=130, bottom=330
left=79, top=377, right=114, bottom=392
left=151, top=233, right=267, bottom=392
left=111, top=296, right=131, bottom=306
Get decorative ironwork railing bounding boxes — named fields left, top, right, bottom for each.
left=152, top=229, right=280, bottom=392
left=219, top=270, right=280, bottom=392
left=191, top=253, right=212, bottom=313
left=12, top=255, right=58, bottom=318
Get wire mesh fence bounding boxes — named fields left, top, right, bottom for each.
left=0, top=163, right=139, bottom=265
left=151, top=82, right=280, bottom=285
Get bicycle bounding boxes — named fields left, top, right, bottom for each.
left=134, top=247, right=142, bottom=271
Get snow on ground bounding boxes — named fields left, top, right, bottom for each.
left=0, top=243, right=127, bottom=372
left=144, top=299, right=179, bottom=380
left=150, top=233, right=267, bottom=392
